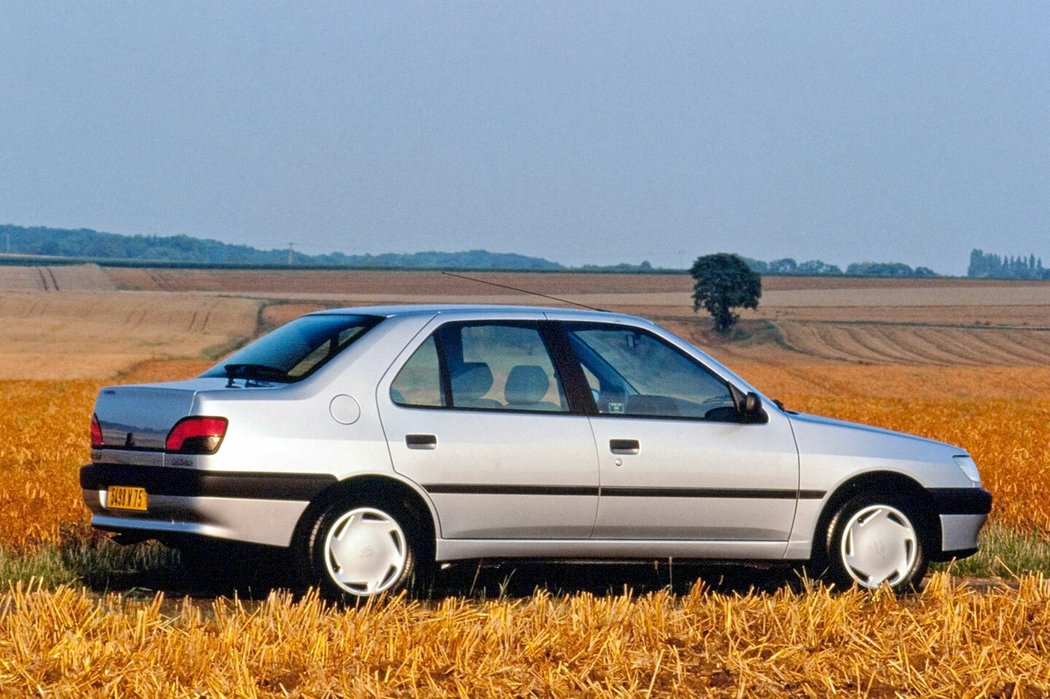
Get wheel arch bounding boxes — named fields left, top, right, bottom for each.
left=293, top=474, right=438, bottom=561
left=812, top=471, right=942, bottom=561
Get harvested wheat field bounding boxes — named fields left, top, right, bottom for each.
left=1, top=269, right=1049, bottom=696
left=104, top=267, right=1050, bottom=367
left=0, top=263, right=116, bottom=292
left=0, top=291, right=260, bottom=380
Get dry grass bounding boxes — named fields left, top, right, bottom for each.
left=1, top=575, right=1048, bottom=697
left=0, top=381, right=97, bottom=550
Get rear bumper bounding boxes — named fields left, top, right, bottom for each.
left=80, top=463, right=336, bottom=548
left=81, top=463, right=336, bottom=500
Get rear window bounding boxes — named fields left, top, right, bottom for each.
left=203, top=314, right=381, bottom=383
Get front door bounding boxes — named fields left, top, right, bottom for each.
left=563, top=324, right=801, bottom=547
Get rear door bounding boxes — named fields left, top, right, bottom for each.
left=378, top=316, right=599, bottom=540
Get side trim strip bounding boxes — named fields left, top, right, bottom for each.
left=80, top=464, right=337, bottom=501
left=424, top=484, right=598, bottom=497
left=422, top=484, right=825, bottom=500
left=601, top=487, right=825, bottom=500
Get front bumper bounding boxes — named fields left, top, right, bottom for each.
left=929, top=487, right=993, bottom=561
left=80, top=463, right=337, bottom=548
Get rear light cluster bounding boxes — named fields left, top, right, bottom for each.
left=89, top=415, right=228, bottom=455
left=166, top=417, right=229, bottom=454
left=90, top=414, right=104, bottom=448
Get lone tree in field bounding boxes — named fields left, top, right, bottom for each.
left=690, top=253, right=762, bottom=333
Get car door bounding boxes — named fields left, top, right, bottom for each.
left=562, top=323, right=801, bottom=549
left=378, top=317, right=599, bottom=540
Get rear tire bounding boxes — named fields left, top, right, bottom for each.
left=301, top=496, right=427, bottom=601
left=823, top=494, right=929, bottom=593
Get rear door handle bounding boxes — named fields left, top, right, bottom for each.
left=610, top=439, right=640, bottom=455
left=406, top=434, right=438, bottom=450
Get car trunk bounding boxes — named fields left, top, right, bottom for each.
left=93, top=383, right=211, bottom=451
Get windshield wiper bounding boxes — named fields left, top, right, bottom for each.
left=224, top=363, right=288, bottom=387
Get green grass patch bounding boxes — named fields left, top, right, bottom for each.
left=933, top=522, right=1050, bottom=578
left=0, top=538, right=179, bottom=590
left=2, top=522, right=1047, bottom=595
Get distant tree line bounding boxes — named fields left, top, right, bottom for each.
left=0, top=225, right=564, bottom=270
left=2, top=226, right=291, bottom=265
left=9, top=224, right=1041, bottom=279
left=968, top=249, right=1048, bottom=280
left=741, top=256, right=936, bottom=278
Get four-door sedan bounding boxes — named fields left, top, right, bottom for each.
left=81, top=305, right=991, bottom=599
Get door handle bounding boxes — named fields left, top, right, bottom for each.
left=610, top=439, right=640, bottom=455
left=406, top=434, right=438, bottom=450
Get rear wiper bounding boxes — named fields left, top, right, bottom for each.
left=224, top=363, right=288, bottom=387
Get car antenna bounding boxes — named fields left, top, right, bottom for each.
left=441, top=271, right=608, bottom=312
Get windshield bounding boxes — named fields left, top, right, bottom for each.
left=203, top=314, right=381, bottom=383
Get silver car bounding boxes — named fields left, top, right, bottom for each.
left=81, top=305, right=991, bottom=598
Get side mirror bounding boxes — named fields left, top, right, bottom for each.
left=736, top=390, right=768, bottom=424
left=727, top=385, right=769, bottom=423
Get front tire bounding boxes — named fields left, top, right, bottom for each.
left=823, top=495, right=929, bottom=593
left=302, top=497, right=424, bottom=601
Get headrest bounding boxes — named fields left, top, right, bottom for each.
left=451, top=362, right=494, bottom=398
left=505, top=365, right=550, bottom=405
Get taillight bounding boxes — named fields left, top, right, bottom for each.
left=90, top=414, right=104, bottom=448
left=165, top=417, right=228, bottom=454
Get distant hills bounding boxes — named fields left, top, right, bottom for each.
left=2, top=224, right=1042, bottom=279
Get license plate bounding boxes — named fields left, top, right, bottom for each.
left=107, top=486, right=148, bottom=511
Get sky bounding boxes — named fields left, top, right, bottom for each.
left=2, top=2, right=1049, bottom=274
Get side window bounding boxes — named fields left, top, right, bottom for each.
left=450, top=324, right=568, bottom=412
left=391, top=336, right=444, bottom=407
left=567, top=326, right=735, bottom=419
left=390, top=322, right=569, bottom=413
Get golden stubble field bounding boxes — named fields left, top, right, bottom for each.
left=1, top=268, right=1049, bottom=696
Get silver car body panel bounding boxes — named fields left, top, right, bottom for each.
left=82, top=304, right=989, bottom=566
left=95, top=385, right=200, bottom=451
left=381, top=407, right=600, bottom=539
left=781, top=411, right=984, bottom=559
left=940, top=514, right=987, bottom=553
left=587, top=412, right=800, bottom=544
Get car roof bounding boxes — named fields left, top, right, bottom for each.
left=311, top=303, right=643, bottom=324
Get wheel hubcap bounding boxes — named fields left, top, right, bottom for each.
left=840, top=504, right=918, bottom=589
left=324, top=507, right=408, bottom=596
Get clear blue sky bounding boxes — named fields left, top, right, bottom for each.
left=2, top=2, right=1048, bottom=273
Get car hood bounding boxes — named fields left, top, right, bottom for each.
left=786, top=411, right=965, bottom=461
